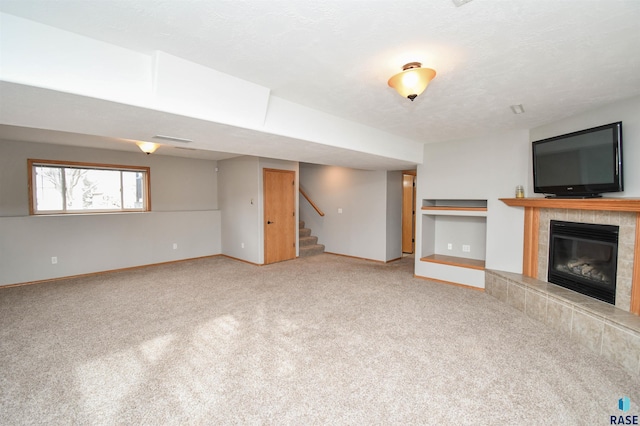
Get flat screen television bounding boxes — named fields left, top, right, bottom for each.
left=532, top=121, right=623, bottom=198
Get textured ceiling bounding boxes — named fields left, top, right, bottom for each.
left=1, top=0, right=640, bottom=165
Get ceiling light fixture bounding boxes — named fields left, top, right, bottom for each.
left=388, top=62, right=437, bottom=101
left=510, top=104, right=525, bottom=114
left=137, top=141, right=160, bottom=155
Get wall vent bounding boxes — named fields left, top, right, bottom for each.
left=153, top=135, right=193, bottom=143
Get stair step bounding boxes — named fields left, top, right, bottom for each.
left=299, top=228, right=312, bottom=238
left=299, top=220, right=305, bottom=229
left=299, top=244, right=325, bottom=257
left=299, top=236, right=318, bottom=247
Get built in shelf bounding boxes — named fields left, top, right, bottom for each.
left=421, top=206, right=487, bottom=211
left=418, top=199, right=488, bottom=288
left=421, top=206, right=488, bottom=217
left=420, top=254, right=485, bottom=270
left=423, top=199, right=487, bottom=208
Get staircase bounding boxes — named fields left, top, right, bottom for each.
left=298, top=221, right=325, bottom=257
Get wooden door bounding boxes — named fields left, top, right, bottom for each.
left=402, top=173, right=416, bottom=253
left=264, top=169, right=296, bottom=264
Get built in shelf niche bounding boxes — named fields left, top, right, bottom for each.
left=420, top=199, right=488, bottom=270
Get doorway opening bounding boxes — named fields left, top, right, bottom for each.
left=402, top=171, right=416, bottom=254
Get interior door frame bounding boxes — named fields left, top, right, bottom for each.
left=263, top=168, right=297, bottom=264
left=402, top=170, right=417, bottom=254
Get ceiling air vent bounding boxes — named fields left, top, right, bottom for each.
left=152, top=135, right=193, bottom=143
left=452, top=0, right=474, bottom=6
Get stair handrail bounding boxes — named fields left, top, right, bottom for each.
left=299, top=187, right=325, bottom=217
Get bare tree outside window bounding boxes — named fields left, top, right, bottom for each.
left=29, top=160, right=150, bottom=214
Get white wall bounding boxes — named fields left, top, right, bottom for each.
left=299, top=164, right=402, bottom=262
left=0, top=139, right=221, bottom=285
left=1, top=13, right=424, bottom=166
left=530, top=95, right=640, bottom=197
left=263, top=97, right=424, bottom=165
left=0, top=13, right=152, bottom=106
left=416, top=128, right=530, bottom=278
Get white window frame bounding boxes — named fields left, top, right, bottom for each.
left=28, top=159, right=151, bottom=215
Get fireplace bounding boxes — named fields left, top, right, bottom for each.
left=548, top=220, right=619, bottom=304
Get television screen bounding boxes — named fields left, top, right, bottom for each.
left=532, top=122, right=623, bottom=198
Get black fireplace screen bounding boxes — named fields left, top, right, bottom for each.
left=548, top=220, right=619, bottom=304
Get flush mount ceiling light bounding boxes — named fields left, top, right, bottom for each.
left=388, top=62, right=437, bottom=101
left=137, top=141, right=160, bottom=155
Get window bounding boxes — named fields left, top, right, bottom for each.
left=28, top=159, right=151, bottom=214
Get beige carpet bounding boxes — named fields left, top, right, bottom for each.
left=0, top=254, right=638, bottom=425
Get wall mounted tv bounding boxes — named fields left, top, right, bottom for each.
left=532, top=121, right=623, bottom=198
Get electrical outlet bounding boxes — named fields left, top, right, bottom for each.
left=241, top=243, right=245, bottom=249
left=447, top=243, right=453, bottom=250
left=338, top=208, right=343, bottom=214
left=173, top=243, right=178, bottom=250
left=462, top=245, right=471, bottom=253
left=51, top=256, right=58, bottom=264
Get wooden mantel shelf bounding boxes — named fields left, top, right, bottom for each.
left=500, top=197, right=640, bottom=212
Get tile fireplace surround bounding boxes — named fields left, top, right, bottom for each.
left=487, top=198, right=640, bottom=377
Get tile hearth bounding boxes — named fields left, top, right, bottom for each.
left=486, top=269, right=640, bottom=377
left=493, top=198, right=640, bottom=376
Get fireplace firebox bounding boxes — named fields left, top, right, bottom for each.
left=548, top=220, right=619, bottom=304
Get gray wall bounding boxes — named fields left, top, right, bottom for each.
left=434, top=216, right=487, bottom=261
left=299, top=164, right=402, bottom=262
left=416, top=94, right=640, bottom=277
left=217, top=156, right=299, bottom=264
left=416, top=128, right=530, bottom=275
left=386, top=171, right=403, bottom=261
left=530, top=95, right=640, bottom=197
left=217, top=156, right=261, bottom=264
left=0, top=140, right=218, bottom=216
left=0, top=139, right=221, bottom=285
